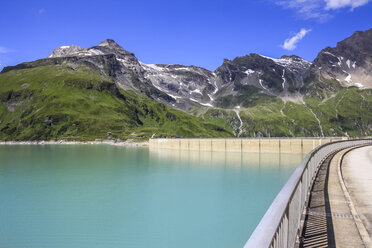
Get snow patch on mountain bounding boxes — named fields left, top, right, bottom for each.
left=355, top=83, right=364, bottom=88
left=281, top=69, right=286, bottom=89
left=259, top=79, right=268, bottom=90
left=116, top=58, right=126, bottom=64
left=343, top=70, right=352, bottom=83
left=244, top=69, right=255, bottom=75
left=345, top=74, right=352, bottom=83
left=190, top=89, right=202, bottom=95
left=190, top=98, right=213, bottom=107
left=234, top=108, right=243, bottom=137
left=323, top=51, right=337, bottom=57
left=346, top=59, right=351, bottom=68
left=140, top=63, right=165, bottom=72
left=151, top=82, right=180, bottom=100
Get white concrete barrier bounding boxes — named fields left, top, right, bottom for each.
left=149, top=138, right=344, bottom=154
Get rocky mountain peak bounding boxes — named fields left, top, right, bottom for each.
left=94, top=39, right=133, bottom=56
left=312, top=28, right=372, bottom=89
left=98, top=39, right=119, bottom=47
left=280, top=55, right=304, bottom=61
left=338, top=28, right=372, bottom=56
left=48, top=45, right=85, bottom=58
left=5, top=27, right=372, bottom=112
left=47, top=39, right=134, bottom=59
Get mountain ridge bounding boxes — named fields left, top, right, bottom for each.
left=4, top=28, right=371, bottom=111
left=1, top=28, right=371, bottom=139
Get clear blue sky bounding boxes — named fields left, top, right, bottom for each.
left=1, top=0, right=371, bottom=70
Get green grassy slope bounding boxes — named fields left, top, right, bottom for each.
left=201, top=88, right=372, bottom=137
left=0, top=65, right=233, bottom=141
left=1, top=64, right=370, bottom=140
left=304, top=88, right=372, bottom=137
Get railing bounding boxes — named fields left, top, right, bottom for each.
left=244, top=138, right=372, bottom=248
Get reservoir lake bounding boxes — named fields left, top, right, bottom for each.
left=0, top=145, right=303, bottom=248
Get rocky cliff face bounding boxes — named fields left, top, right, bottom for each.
left=48, top=45, right=89, bottom=58
left=42, top=39, right=315, bottom=109
left=215, top=54, right=311, bottom=99
left=3, top=28, right=372, bottom=111
left=312, top=29, right=372, bottom=89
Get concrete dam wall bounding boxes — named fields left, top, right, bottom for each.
left=149, top=138, right=345, bottom=154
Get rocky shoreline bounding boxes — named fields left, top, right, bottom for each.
left=0, top=139, right=149, bottom=147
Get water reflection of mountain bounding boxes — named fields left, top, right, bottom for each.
left=149, top=149, right=304, bottom=170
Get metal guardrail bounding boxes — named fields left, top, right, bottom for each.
left=244, top=138, right=372, bottom=248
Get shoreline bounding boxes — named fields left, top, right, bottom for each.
left=0, top=139, right=149, bottom=147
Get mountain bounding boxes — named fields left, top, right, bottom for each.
left=0, top=65, right=232, bottom=141
left=1, top=28, right=372, bottom=140
left=212, top=54, right=312, bottom=108
left=312, top=29, right=372, bottom=89
left=3, top=38, right=315, bottom=110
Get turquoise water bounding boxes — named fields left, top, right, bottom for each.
left=0, top=145, right=303, bottom=248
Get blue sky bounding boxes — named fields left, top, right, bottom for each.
left=0, top=0, right=371, bottom=70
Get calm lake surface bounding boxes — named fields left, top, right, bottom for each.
left=0, top=145, right=303, bottom=248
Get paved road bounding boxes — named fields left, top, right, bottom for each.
left=342, top=146, right=372, bottom=243
left=299, top=145, right=372, bottom=248
left=299, top=150, right=364, bottom=248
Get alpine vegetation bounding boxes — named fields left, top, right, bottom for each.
left=1, top=28, right=372, bottom=140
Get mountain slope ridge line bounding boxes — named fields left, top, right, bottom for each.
left=1, top=28, right=372, bottom=139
